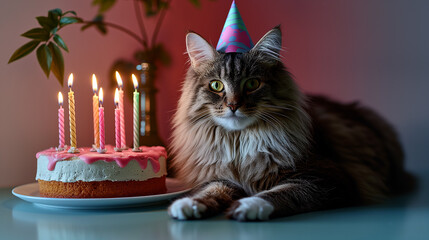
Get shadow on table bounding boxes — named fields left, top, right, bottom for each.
left=166, top=183, right=428, bottom=240
left=6, top=198, right=173, bottom=240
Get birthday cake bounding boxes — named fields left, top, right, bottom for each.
left=35, top=145, right=167, bottom=198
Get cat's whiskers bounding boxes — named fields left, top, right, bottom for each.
left=259, top=103, right=307, bottom=123
left=255, top=111, right=284, bottom=127
left=254, top=113, right=275, bottom=126
left=265, top=113, right=285, bottom=127
left=189, top=109, right=212, bottom=125
left=260, top=104, right=293, bottom=111
left=277, top=103, right=310, bottom=120
left=267, top=111, right=294, bottom=122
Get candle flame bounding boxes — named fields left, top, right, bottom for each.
left=132, top=74, right=138, bottom=89
left=99, top=88, right=104, bottom=105
left=58, top=92, right=63, bottom=106
left=92, top=74, right=98, bottom=93
left=114, top=88, right=119, bottom=106
left=67, top=73, right=74, bottom=88
left=115, top=71, right=123, bottom=88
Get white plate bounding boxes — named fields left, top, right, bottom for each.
left=12, top=178, right=190, bottom=210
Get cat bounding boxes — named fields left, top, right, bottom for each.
left=168, top=26, right=413, bottom=221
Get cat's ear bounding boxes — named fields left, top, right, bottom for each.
left=186, top=32, right=217, bottom=68
left=250, top=26, right=282, bottom=63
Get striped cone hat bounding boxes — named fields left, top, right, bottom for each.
left=216, top=0, right=254, bottom=53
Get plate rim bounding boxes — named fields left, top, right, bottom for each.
left=12, top=179, right=190, bottom=209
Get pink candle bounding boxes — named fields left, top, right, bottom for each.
left=114, top=88, right=121, bottom=151
left=115, top=71, right=126, bottom=149
left=57, top=92, right=65, bottom=150
left=98, top=88, right=106, bottom=152
left=119, top=89, right=125, bottom=148
left=99, top=107, right=105, bottom=150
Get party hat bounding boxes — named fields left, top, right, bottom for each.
left=216, top=0, right=254, bottom=53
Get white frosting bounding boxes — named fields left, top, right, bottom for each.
left=36, top=155, right=167, bottom=182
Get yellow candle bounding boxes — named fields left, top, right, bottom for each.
left=92, top=74, right=99, bottom=150
left=68, top=73, right=79, bottom=153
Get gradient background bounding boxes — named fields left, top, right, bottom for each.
left=1, top=0, right=428, bottom=187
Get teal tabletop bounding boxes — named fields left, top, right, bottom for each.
left=1, top=169, right=428, bottom=240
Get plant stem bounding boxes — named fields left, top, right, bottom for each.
left=134, top=0, right=149, bottom=49
left=151, top=0, right=172, bottom=47
left=80, top=20, right=145, bottom=48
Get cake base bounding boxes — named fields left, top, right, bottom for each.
left=38, top=176, right=166, bottom=198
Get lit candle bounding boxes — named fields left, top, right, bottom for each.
left=115, top=71, right=126, bottom=149
left=57, top=92, right=65, bottom=151
left=98, top=88, right=106, bottom=153
left=91, top=74, right=99, bottom=151
left=132, top=74, right=141, bottom=152
left=67, top=73, right=79, bottom=153
left=114, top=88, right=122, bottom=151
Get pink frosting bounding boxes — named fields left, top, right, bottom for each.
left=37, top=145, right=167, bottom=172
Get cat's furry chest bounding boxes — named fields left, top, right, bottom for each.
left=216, top=152, right=282, bottom=194
left=196, top=125, right=294, bottom=193
left=171, top=111, right=311, bottom=192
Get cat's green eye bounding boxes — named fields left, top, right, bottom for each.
left=245, top=78, right=261, bottom=92
left=209, top=80, right=224, bottom=92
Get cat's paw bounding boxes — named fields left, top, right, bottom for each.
left=168, top=197, right=207, bottom=220
left=227, top=197, right=274, bottom=221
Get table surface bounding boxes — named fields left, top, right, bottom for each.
left=1, top=170, right=428, bottom=240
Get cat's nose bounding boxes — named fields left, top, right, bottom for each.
left=227, top=103, right=241, bottom=113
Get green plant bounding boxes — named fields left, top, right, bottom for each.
left=8, top=0, right=208, bottom=86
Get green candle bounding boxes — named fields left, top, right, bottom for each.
left=132, top=74, right=141, bottom=152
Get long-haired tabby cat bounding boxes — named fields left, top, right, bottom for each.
left=168, top=26, right=412, bottom=221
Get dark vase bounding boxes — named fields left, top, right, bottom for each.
left=137, top=63, right=165, bottom=147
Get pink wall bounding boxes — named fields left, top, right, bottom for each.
left=1, top=0, right=428, bottom=187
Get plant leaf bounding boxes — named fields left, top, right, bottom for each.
left=81, top=15, right=107, bottom=34
left=142, top=0, right=157, bottom=16
left=50, top=27, right=58, bottom=35
left=92, top=0, right=117, bottom=13
left=48, top=10, right=60, bottom=27
left=94, top=15, right=107, bottom=34
left=73, top=17, right=84, bottom=23
left=36, top=44, right=52, bottom=77
left=59, top=17, right=79, bottom=27
left=49, top=8, right=62, bottom=17
left=8, top=40, right=40, bottom=63
left=81, top=22, right=94, bottom=31
left=48, top=42, right=64, bottom=86
left=160, top=1, right=169, bottom=9
left=80, top=17, right=98, bottom=31
left=36, top=16, right=56, bottom=30
left=21, top=28, right=49, bottom=41
left=96, top=22, right=107, bottom=34
left=188, top=0, right=200, bottom=7
left=53, top=34, right=69, bottom=52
